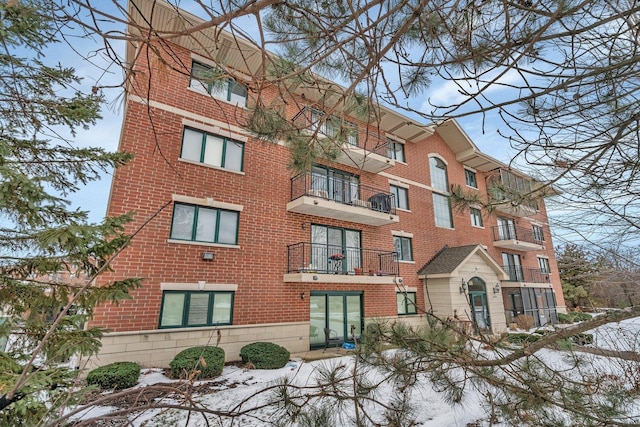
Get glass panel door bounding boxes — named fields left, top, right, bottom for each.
left=345, top=230, right=361, bottom=273
left=498, top=218, right=516, bottom=239
left=346, top=295, right=362, bottom=340
left=470, top=293, right=490, bottom=331
left=309, top=295, right=326, bottom=347
left=310, top=225, right=328, bottom=272
left=328, top=295, right=345, bottom=341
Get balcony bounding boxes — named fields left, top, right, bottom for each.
left=488, top=169, right=540, bottom=218
left=502, top=266, right=551, bottom=284
left=284, top=242, right=400, bottom=284
left=292, top=107, right=395, bottom=173
left=287, top=172, right=399, bottom=226
left=492, top=225, right=545, bottom=251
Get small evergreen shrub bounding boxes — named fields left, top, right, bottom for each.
left=558, top=312, right=593, bottom=323
left=513, top=314, right=535, bottom=330
left=571, top=333, right=594, bottom=346
left=169, top=346, right=225, bottom=380
left=86, top=362, right=140, bottom=390
left=505, top=333, right=541, bottom=344
left=239, top=342, right=290, bottom=369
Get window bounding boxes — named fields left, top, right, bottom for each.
left=393, top=236, right=413, bottom=261
left=465, top=169, right=477, bottom=188
left=433, top=193, right=453, bottom=228
left=430, top=157, right=449, bottom=192
left=387, top=140, right=405, bottom=162
left=538, top=257, right=551, bottom=273
left=532, top=225, right=544, bottom=242
left=311, top=224, right=361, bottom=274
left=159, top=291, right=234, bottom=328
left=390, top=185, right=409, bottom=210
left=502, top=253, right=523, bottom=282
left=397, top=292, right=417, bottom=315
left=181, top=127, right=244, bottom=172
left=189, top=61, right=248, bottom=106
left=470, top=207, right=483, bottom=227
left=170, top=203, right=239, bottom=245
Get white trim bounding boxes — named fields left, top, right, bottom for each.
left=177, top=158, right=245, bottom=175
left=463, top=165, right=477, bottom=173
left=128, top=95, right=249, bottom=138
left=391, top=230, right=414, bottom=238
left=395, top=286, right=417, bottom=292
left=388, top=179, right=410, bottom=189
left=386, top=134, right=406, bottom=144
left=428, top=153, right=448, bottom=165
left=166, top=239, right=241, bottom=249
left=182, top=118, right=249, bottom=142
left=536, top=255, right=550, bottom=260
left=380, top=172, right=433, bottom=192
left=399, top=260, right=416, bottom=264
left=172, top=194, right=243, bottom=212
left=161, top=282, right=238, bottom=291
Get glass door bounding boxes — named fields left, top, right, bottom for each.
left=311, top=225, right=361, bottom=274
left=497, top=218, right=516, bottom=240
left=470, top=293, right=490, bottom=331
left=309, top=292, right=363, bottom=349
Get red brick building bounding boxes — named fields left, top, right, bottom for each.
left=89, top=0, right=565, bottom=367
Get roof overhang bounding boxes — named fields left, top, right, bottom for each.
left=418, top=245, right=509, bottom=280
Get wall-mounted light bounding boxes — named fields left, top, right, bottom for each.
left=300, top=292, right=305, bottom=300
left=201, top=252, right=215, bottom=261
left=313, top=275, right=318, bottom=281
left=493, top=283, right=501, bottom=294
left=459, top=279, right=467, bottom=294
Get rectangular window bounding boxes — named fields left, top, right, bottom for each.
left=390, top=185, right=409, bottom=210
left=538, top=257, right=551, bottom=274
left=181, top=127, right=244, bottom=172
left=465, top=169, right=477, bottom=188
left=470, top=207, right=483, bottom=227
left=502, top=252, right=523, bottom=282
left=159, top=291, right=234, bottom=328
left=387, top=140, right=405, bottom=162
left=189, top=61, right=248, bottom=106
left=433, top=193, right=453, bottom=228
left=170, top=203, right=239, bottom=245
left=532, top=225, right=544, bottom=242
left=393, top=236, right=413, bottom=261
left=397, top=292, right=417, bottom=315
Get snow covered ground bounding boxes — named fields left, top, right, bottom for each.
left=72, top=317, right=640, bottom=426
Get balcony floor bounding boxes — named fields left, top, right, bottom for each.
left=284, top=272, right=400, bottom=285
left=287, top=196, right=399, bottom=226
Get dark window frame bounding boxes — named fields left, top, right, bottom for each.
left=387, top=140, right=405, bottom=162
left=470, top=207, right=483, bottom=227
left=397, top=292, right=417, bottom=315
left=189, top=61, right=248, bottom=106
left=180, top=127, right=245, bottom=172
left=159, top=290, right=234, bottom=329
left=169, top=202, right=240, bottom=245
left=390, top=185, right=409, bottom=210
left=393, top=236, right=413, bottom=261
left=465, top=169, right=478, bottom=188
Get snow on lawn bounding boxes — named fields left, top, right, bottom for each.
left=77, top=318, right=640, bottom=426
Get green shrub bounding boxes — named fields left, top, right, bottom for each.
left=169, top=346, right=225, bottom=380
left=86, top=362, right=140, bottom=390
left=558, top=312, right=593, bottom=323
left=239, top=342, right=290, bottom=369
left=505, top=333, right=541, bottom=345
left=571, top=333, right=594, bottom=346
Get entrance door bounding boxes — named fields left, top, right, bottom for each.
left=467, top=277, right=491, bottom=332
left=309, top=292, right=363, bottom=349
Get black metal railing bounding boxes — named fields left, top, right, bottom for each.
left=493, top=225, right=544, bottom=244
left=292, top=107, right=391, bottom=157
left=287, top=242, right=399, bottom=276
left=503, top=265, right=551, bottom=283
left=290, top=172, right=396, bottom=215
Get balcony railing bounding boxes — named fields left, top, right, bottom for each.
left=493, top=225, right=544, bottom=245
left=290, top=172, right=396, bottom=215
left=287, top=242, right=399, bottom=276
left=292, top=107, right=391, bottom=157
left=503, top=266, right=551, bottom=283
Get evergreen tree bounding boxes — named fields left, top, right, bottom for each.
left=0, top=1, right=137, bottom=424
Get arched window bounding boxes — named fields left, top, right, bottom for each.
left=468, top=277, right=486, bottom=292
left=429, top=156, right=453, bottom=228
left=430, top=157, right=449, bottom=192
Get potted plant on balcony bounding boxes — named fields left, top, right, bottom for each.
left=354, top=267, right=363, bottom=275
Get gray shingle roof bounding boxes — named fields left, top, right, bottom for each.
left=417, top=245, right=482, bottom=275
